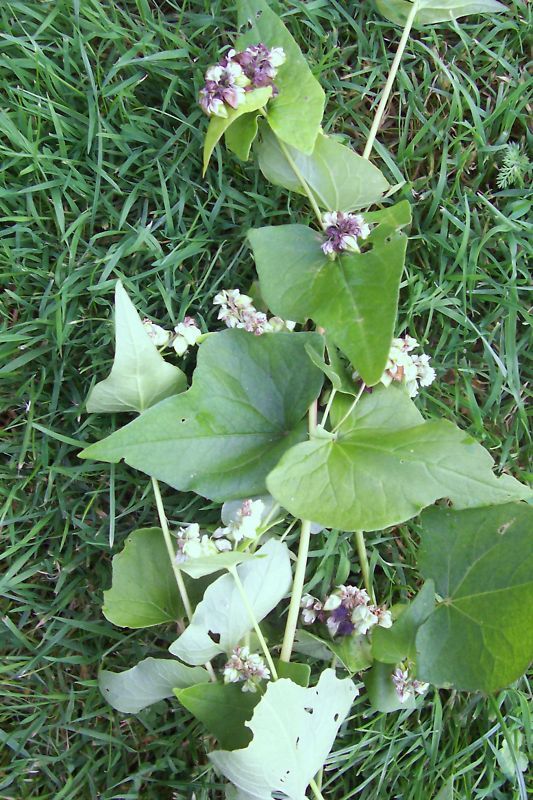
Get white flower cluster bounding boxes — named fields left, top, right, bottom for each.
left=174, top=523, right=230, bottom=563
left=214, top=498, right=264, bottom=545
left=223, top=646, right=270, bottom=692
left=213, top=289, right=295, bottom=335
left=380, top=335, right=436, bottom=397
left=391, top=665, right=429, bottom=703
left=143, top=316, right=202, bottom=356
left=199, top=45, right=286, bottom=118
left=321, top=211, right=371, bottom=256
left=301, top=584, right=392, bottom=638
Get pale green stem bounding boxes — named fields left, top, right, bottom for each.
left=151, top=477, right=217, bottom=681
left=308, top=397, right=318, bottom=432
left=152, top=477, right=194, bottom=620
left=331, top=382, right=366, bottom=433
left=276, top=136, right=324, bottom=225
left=279, top=518, right=312, bottom=663
left=229, top=567, right=279, bottom=680
left=309, top=778, right=326, bottom=800
left=320, top=387, right=337, bottom=427
left=362, top=0, right=419, bottom=160
left=354, top=530, right=375, bottom=604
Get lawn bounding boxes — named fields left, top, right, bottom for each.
left=1, top=0, right=531, bottom=798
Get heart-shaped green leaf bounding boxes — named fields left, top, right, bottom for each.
left=103, top=528, right=184, bottom=628
left=249, top=203, right=411, bottom=386
left=99, top=657, right=209, bottom=713
left=86, top=281, right=186, bottom=414
left=80, top=329, right=324, bottom=502
left=175, top=682, right=261, bottom=750
left=267, top=386, right=531, bottom=532
left=257, top=127, right=390, bottom=210
left=237, top=0, right=325, bottom=154
left=415, top=503, right=533, bottom=692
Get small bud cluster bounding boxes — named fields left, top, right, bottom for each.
left=143, top=316, right=202, bottom=356
left=321, top=212, right=371, bottom=256
left=214, top=498, right=265, bottom=545
left=223, top=646, right=270, bottom=692
left=301, top=584, right=392, bottom=638
left=391, top=664, right=429, bottom=703
left=213, top=289, right=295, bottom=335
left=199, top=45, right=286, bottom=118
left=380, top=335, right=436, bottom=398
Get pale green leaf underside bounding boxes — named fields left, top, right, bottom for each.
left=249, top=202, right=411, bottom=386
left=169, top=540, right=291, bottom=665
left=80, top=329, right=324, bottom=502
left=257, top=127, right=390, bottom=210
left=203, top=87, right=272, bottom=174
left=416, top=504, right=533, bottom=692
left=267, top=386, right=531, bottom=532
left=178, top=551, right=253, bottom=579
left=209, top=669, right=357, bottom=800
left=86, top=280, right=186, bottom=414
left=237, top=0, right=325, bottom=154
left=375, top=0, right=506, bottom=27
left=103, top=528, right=184, bottom=628
left=99, top=657, right=209, bottom=713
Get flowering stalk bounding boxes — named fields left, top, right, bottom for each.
left=151, top=478, right=216, bottom=681
left=229, top=566, right=279, bottom=680
left=279, top=518, right=312, bottom=663
left=362, top=0, right=419, bottom=160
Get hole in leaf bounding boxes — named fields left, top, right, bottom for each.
left=334, top=712, right=339, bottom=721
left=208, top=630, right=220, bottom=643
left=304, top=706, right=314, bottom=715
left=360, top=241, right=374, bottom=254
left=498, top=521, right=513, bottom=535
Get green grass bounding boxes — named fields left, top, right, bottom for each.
left=1, top=0, right=531, bottom=798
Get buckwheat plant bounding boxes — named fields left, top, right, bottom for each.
left=83, top=2, right=532, bottom=798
